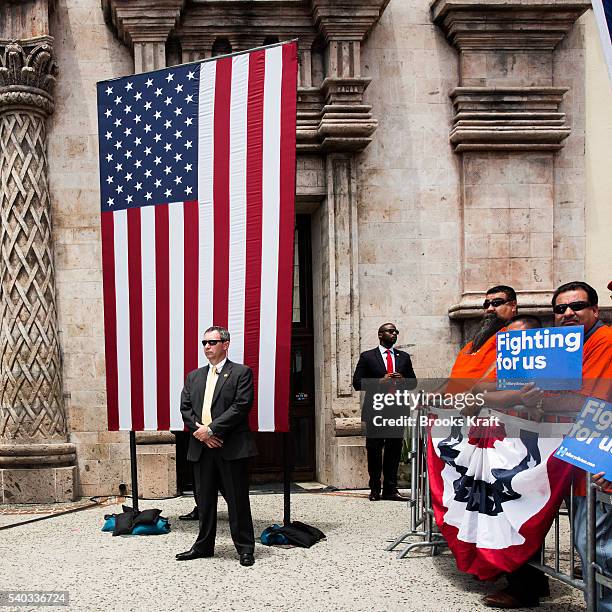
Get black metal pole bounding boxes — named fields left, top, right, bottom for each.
left=283, top=431, right=292, bottom=526
left=129, top=430, right=139, bottom=512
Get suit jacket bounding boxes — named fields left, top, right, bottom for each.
left=180, top=360, right=258, bottom=462
left=352, top=346, right=416, bottom=390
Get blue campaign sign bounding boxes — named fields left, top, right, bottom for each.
left=554, top=397, right=612, bottom=478
left=496, top=325, right=583, bottom=390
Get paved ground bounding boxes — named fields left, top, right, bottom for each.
left=0, top=491, right=584, bottom=612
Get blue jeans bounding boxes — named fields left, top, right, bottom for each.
left=573, top=496, right=612, bottom=612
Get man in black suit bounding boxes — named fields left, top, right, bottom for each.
left=352, top=322, right=416, bottom=501
left=176, top=325, right=257, bottom=566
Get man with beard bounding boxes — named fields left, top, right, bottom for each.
left=448, top=286, right=517, bottom=385
left=484, top=281, right=612, bottom=609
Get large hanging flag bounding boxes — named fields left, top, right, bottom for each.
left=592, top=0, right=612, bottom=83
left=96, top=42, right=298, bottom=433
left=427, top=409, right=573, bottom=580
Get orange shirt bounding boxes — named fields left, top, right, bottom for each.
left=571, top=324, right=612, bottom=495
left=449, top=333, right=498, bottom=381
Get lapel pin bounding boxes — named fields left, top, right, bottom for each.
left=224, top=373, right=229, bottom=378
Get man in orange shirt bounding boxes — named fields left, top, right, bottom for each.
left=544, top=281, right=611, bottom=612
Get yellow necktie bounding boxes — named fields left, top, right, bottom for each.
left=201, top=365, right=218, bottom=428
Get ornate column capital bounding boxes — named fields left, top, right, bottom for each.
left=0, top=38, right=57, bottom=116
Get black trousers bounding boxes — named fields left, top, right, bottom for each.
left=505, top=554, right=548, bottom=603
left=366, top=437, right=402, bottom=494
left=192, top=452, right=254, bottom=555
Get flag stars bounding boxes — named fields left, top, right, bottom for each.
left=116, top=185, right=123, bottom=194
left=186, top=94, right=194, bottom=104
left=185, top=163, right=192, bottom=172
left=135, top=160, right=142, bottom=168
left=126, top=195, right=133, bottom=204
left=114, top=95, right=122, bottom=105
left=115, top=163, right=123, bottom=172
left=144, top=101, right=152, bottom=111
left=105, top=109, right=112, bottom=118
left=144, top=124, right=152, bottom=133
left=154, top=111, right=162, bottom=120
left=155, top=88, right=163, bottom=97
left=155, top=179, right=162, bottom=188
left=154, top=134, right=161, bottom=143
left=145, top=78, right=153, bottom=88
left=144, top=169, right=152, bottom=178
left=144, top=147, right=152, bottom=156
left=124, top=127, right=132, bottom=136
left=154, top=156, right=162, bottom=165
left=185, top=186, right=193, bottom=195
left=135, top=182, right=142, bottom=191
left=105, top=131, right=112, bottom=140
left=105, top=86, right=113, bottom=95
left=164, top=143, right=172, bottom=152
left=125, top=82, right=133, bottom=91
left=125, top=172, right=133, bottom=181
left=185, top=117, right=193, bottom=126
left=164, top=96, right=172, bottom=106
left=174, top=153, right=182, bottom=162
left=114, top=141, right=122, bottom=150
left=106, top=153, right=113, bottom=162
left=106, top=175, right=114, bottom=184
left=134, top=137, right=142, bottom=146
left=107, top=197, right=114, bottom=206
left=124, top=105, right=132, bottom=114
left=164, top=188, right=172, bottom=198
left=174, top=175, right=182, bottom=185
left=164, top=166, right=172, bottom=175
left=145, top=192, right=152, bottom=201
left=166, top=73, right=174, bottom=82
left=134, top=115, right=142, bottom=124
left=174, top=130, right=182, bottom=139
left=125, top=150, right=132, bottom=159
left=185, top=141, right=193, bottom=149
left=187, top=71, right=195, bottom=80
left=114, top=118, right=122, bottom=127
left=175, top=84, right=183, bottom=93
left=174, top=107, right=182, bottom=117
left=164, top=120, right=172, bottom=129
left=135, top=92, right=142, bottom=101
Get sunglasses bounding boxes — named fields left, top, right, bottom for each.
left=552, top=301, right=591, bottom=315
left=202, top=339, right=224, bottom=346
left=483, top=298, right=508, bottom=309
left=382, top=329, right=399, bottom=335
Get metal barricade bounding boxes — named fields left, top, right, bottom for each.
left=386, top=406, right=447, bottom=558
left=386, top=407, right=611, bottom=612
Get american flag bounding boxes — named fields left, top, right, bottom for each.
left=97, top=42, right=297, bottom=433
left=593, top=0, right=612, bottom=83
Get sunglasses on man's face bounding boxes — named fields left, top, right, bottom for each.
left=552, top=301, right=591, bottom=315
left=382, top=329, right=399, bottom=335
left=483, top=298, right=508, bottom=309
left=202, top=339, right=223, bottom=347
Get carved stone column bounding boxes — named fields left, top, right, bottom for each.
left=431, top=0, right=590, bottom=321
left=0, top=37, right=76, bottom=502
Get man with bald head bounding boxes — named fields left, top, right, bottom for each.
left=353, top=323, right=416, bottom=501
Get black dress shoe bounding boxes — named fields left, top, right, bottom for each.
left=175, top=548, right=212, bottom=561
left=178, top=507, right=199, bottom=521
left=239, top=552, right=255, bottom=567
left=381, top=490, right=408, bottom=501
left=369, top=491, right=381, bottom=501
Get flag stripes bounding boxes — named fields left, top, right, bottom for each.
left=99, top=42, right=297, bottom=432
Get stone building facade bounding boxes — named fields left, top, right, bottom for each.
left=1, top=0, right=610, bottom=502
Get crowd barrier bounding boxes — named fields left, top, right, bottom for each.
left=386, top=406, right=611, bottom=612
